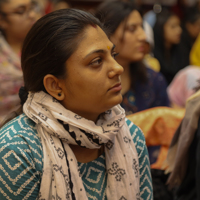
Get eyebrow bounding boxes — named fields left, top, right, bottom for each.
left=13, top=3, right=30, bottom=10
left=84, top=44, right=116, bottom=59
left=127, top=22, right=142, bottom=27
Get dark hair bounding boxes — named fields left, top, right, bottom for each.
left=184, top=7, right=200, bottom=24
left=95, top=0, right=147, bottom=86
left=95, top=0, right=138, bottom=37
left=0, top=0, right=9, bottom=35
left=0, top=8, right=104, bottom=128
left=0, top=0, right=9, bottom=8
left=22, top=8, right=103, bottom=92
left=153, top=9, right=177, bottom=52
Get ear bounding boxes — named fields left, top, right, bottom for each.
left=43, top=74, right=65, bottom=101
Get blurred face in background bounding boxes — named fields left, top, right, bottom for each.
left=0, top=0, right=38, bottom=41
left=110, top=10, right=146, bottom=63
left=53, top=0, right=70, bottom=11
left=164, top=15, right=182, bottom=46
left=186, top=18, right=200, bottom=39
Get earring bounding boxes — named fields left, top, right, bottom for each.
left=58, top=93, right=62, bottom=97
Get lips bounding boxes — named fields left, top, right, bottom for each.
left=138, top=45, right=145, bottom=52
left=108, top=82, right=122, bottom=92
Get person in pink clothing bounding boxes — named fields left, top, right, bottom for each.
left=0, top=0, right=38, bottom=124
left=167, top=66, right=200, bottom=107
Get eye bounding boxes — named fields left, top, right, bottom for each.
left=127, top=25, right=137, bottom=33
left=90, top=57, right=103, bottom=67
left=15, top=8, right=26, bottom=15
left=112, top=52, right=119, bottom=59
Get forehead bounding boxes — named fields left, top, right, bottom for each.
left=126, top=10, right=142, bottom=25
left=1, top=0, right=31, bottom=9
left=165, top=15, right=180, bottom=25
left=73, top=25, right=113, bottom=57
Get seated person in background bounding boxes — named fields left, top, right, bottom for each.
left=179, top=7, right=200, bottom=67
left=168, top=66, right=200, bottom=108
left=165, top=88, right=200, bottom=200
left=0, top=9, right=153, bottom=200
left=153, top=9, right=187, bottom=85
left=0, top=0, right=38, bottom=124
left=143, top=20, right=160, bottom=72
left=51, top=0, right=70, bottom=11
left=95, top=1, right=170, bottom=115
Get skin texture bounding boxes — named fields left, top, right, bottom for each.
left=0, top=0, right=38, bottom=53
left=44, top=25, right=124, bottom=123
left=164, top=15, right=182, bottom=47
left=111, top=10, right=146, bottom=66
left=43, top=25, right=123, bottom=163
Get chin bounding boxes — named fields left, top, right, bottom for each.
left=103, top=95, right=122, bottom=112
left=110, top=95, right=123, bottom=108
left=132, top=54, right=145, bottom=62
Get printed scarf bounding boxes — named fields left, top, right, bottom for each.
left=23, top=91, right=140, bottom=200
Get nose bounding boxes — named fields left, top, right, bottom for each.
left=138, top=27, right=146, bottom=42
left=28, top=9, right=38, bottom=20
left=108, top=60, right=124, bottom=79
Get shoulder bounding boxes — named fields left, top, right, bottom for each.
left=0, top=113, right=38, bottom=138
left=0, top=114, right=43, bottom=199
left=146, top=67, right=168, bottom=89
left=146, top=67, right=165, bottom=81
left=0, top=113, right=43, bottom=165
left=125, top=118, right=146, bottom=156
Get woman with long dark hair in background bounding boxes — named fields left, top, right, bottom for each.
left=153, top=9, right=185, bottom=85
left=96, top=1, right=170, bottom=115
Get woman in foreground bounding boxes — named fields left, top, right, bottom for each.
left=0, top=9, right=152, bottom=200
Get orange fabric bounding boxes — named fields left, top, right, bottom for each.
left=127, top=106, right=185, bottom=169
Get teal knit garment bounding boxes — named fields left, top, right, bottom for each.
left=0, top=114, right=153, bottom=200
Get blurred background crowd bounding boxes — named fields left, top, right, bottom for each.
left=1, top=0, right=200, bottom=199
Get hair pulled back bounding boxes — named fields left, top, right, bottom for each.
left=95, top=0, right=138, bottom=37
left=21, top=8, right=103, bottom=93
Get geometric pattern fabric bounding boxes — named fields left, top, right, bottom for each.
left=0, top=114, right=153, bottom=200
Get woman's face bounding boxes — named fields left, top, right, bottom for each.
left=0, top=0, right=38, bottom=41
left=111, top=10, right=146, bottom=63
left=60, top=25, right=124, bottom=121
left=164, top=15, right=182, bottom=45
left=186, top=18, right=200, bottom=39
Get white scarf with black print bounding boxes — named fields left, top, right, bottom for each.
left=23, top=91, right=140, bottom=200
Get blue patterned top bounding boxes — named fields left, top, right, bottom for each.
left=0, top=114, right=153, bottom=200
left=121, top=67, right=170, bottom=115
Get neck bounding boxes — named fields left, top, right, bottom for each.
left=69, top=144, right=104, bottom=163
left=83, top=113, right=100, bottom=123
left=6, top=34, right=23, bottom=55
